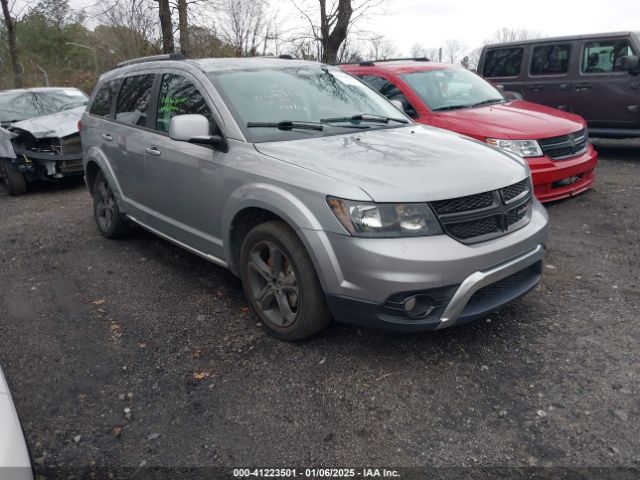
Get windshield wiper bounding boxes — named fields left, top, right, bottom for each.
left=470, top=98, right=506, bottom=108
left=431, top=104, right=471, bottom=112
left=247, top=121, right=324, bottom=131
left=320, top=113, right=409, bottom=125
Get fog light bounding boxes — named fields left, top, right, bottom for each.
left=404, top=297, right=417, bottom=312
left=403, top=294, right=435, bottom=318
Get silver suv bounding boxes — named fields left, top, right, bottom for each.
left=81, top=55, right=548, bottom=341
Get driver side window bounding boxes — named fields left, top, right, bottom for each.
left=156, top=74, right=216, bottom=133
left=359, top=74, right=418, bottom=118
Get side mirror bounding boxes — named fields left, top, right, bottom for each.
left=621, top=55, right=640, bottom=73
left=503, top=90, right=523, bottom=101
left=169, top=114, right=228, bottom=151
left=390, top=99, right=404, bottom=111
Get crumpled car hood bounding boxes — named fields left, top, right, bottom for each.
left=9, top=106, right=85, bottom=139
left=254, top=124, right=529, bottom=203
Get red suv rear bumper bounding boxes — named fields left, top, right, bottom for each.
left=527, top=145, right=598, bottom=203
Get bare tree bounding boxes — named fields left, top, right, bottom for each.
left=410, top=43, right=439, bottom=61
left=488, top=27, right=542, bottom=44
left=157, top=0, right=174, bottom=53
left=94, top=0, right=159, bottom=62
left=443, top=38, right=465, bottom=64
left=366, top=33, right=396, bottom=60
left=218, top=0, right=270, bottom=56
left=290, top=0, right=386, bottom=64
left=465, top=46, right=483, bottom=70
left=1, top=0, right=22, bottom=87
left=177, top=0, right=189, bottom=56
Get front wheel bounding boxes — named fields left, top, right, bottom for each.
left=240, top=221, right=331, bottom=341
left=0, top=158, right=27, bottom=196
left=92, top=170, right=133, bottom=238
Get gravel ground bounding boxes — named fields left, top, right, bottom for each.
left=0, top=141, right=639, bottom=476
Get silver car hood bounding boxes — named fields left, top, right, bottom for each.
left=0, top=368, right=32, bottom=476
left=254, top=125, right=529, bottom=202
left=9, top=106, right=85, bottom=139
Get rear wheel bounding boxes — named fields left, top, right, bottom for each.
left=0, top=158, right=27, bottom=196
left=92, top=170, right=133, bottom=238
left=240, top=221, right=331, bottom=341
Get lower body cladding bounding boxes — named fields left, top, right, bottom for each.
left=529, top=146, right=598, bottom=203
left=305, top=202, right=548, bottom=332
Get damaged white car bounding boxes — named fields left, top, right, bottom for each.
left=0, top=87, right=88, bottom=195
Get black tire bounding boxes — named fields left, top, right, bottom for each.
left=92, top=170, right=134, bottom=238
left=0, top=158, right=27, bottom=196
left=240, top=220, right=331, bottom=341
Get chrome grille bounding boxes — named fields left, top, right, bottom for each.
left=431, top=179, right=533, bottom=244
left=539, top=129, right=588, bottom=160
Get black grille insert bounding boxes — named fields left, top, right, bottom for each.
left=539, top=129, right=588, bottom=160
left=501, top=179, right=529, bottom=203
left=431, top=179, right=532, bottom=244
left=432, top=191, right=495, bottom=215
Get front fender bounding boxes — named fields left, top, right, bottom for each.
left=222, top=183, right=346, bottom=291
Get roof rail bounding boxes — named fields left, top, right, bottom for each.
left=278, top=54, right=295, bottom=60
left=115, top=53, right=186, bottom=69
left=338, top=57, right=430, bottom=66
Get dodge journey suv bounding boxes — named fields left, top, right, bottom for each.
left=81, top=55, right=548, bottom=341
left=341, top=60, right=598, bottom=203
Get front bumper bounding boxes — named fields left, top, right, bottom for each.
left=528, top=145, right=598, bottom=202
left=9, top=149, right=84, bottom=181
left=302, top=201, right=548, bottom=332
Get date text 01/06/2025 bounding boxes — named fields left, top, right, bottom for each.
left=232, top=468, right=401, bottom=478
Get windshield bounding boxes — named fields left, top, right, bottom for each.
left=402, top=68, right=505, bottom=112
left=210, top=67, right=410, bottom=142
left=0, top=89, right=88, bottom=124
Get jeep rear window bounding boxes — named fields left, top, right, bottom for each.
left=483, top=48, right=524, bottom=77
left=582, top=39, right=634, bottom=73
left=531, top=44, right=571, bottom=76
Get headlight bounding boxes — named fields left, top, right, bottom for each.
left=486, top=138, right=543, bottom=158
left=327, top=197, right=442, bottom=237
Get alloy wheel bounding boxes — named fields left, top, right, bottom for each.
left=246, top=240, right=300, bottom=327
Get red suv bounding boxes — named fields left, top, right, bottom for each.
left=341, top=60, right=598, bottom=202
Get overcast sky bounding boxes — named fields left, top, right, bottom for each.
left=68, top=0, right=640, bottom=55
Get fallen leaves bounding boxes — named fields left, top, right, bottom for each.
left=192, top=369, right=214, bottom=381
left=92, top=299, right=106, bottom=305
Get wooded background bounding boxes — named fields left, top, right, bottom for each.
left=0, top=0, right=540, bottom=93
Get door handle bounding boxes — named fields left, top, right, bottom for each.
left=145, top=147, right=161, bottom=157
left=631, top=82, right=640, bottom=90
left=101, top=133, right=113, bottom=142
left=528, top=84, right=544, bottom=91
left=560, top=83, right=571, bottom=91
left=576, top=83, right=592, bottom=91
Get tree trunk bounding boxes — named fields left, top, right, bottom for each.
left=1, top=0, right=22, bottom=88
left=158, top=0, right=174, bottom=54
left=177, top=0, right=189, bottom=57
left=320, top=0, right=352, bottom=64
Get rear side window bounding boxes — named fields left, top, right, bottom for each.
left=89, top=80, right=120, bottom=117
left=582, top=39, right=634, bottom=73
left=115, top=74, right=155, bottom=127
left=482, top=48, right=524, bottom=77
left=156, top=74, right=214, bottom=133
left=359, top=74, right=417, bottom=117
left=531, top=44, right=571, bottom=75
